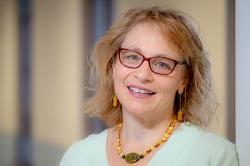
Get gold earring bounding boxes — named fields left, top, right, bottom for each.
left=178, top=109, right=184, bottom=122
left=177, top=91, right=184, bottom=122
left=112, top=96, right=118, bottom=108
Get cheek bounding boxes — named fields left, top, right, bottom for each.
left=112, top=61, right=120, bottom=80
left=113, top=59, right=133, bottom=81
left=113, top=63, right=122, bottom=83
left=158, top=79, right=180, bottom=97
left=112, top=68, right=120, bottom=92
left=112, top=63, right=127, bottom=91
left=160, top=70, right=186, bottom=94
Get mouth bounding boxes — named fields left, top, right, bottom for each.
left=127, top=85, right=156, bottom=96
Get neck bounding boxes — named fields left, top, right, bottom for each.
left=121, top=109, right=173, bottom=147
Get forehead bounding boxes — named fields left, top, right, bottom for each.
left=121, top=22, right=180, bottom=58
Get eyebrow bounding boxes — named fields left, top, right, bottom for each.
left=122, top=46, right=173, bottom=59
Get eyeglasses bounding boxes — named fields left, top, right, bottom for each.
left=118, top=47, right=187, bottom=75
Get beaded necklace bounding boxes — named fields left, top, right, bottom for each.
left=116, top=116, right=178, bottom=164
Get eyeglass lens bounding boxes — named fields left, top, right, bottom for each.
left=119, top=49, right=177, bottom=75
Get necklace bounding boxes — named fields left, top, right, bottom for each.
left=116, top=116, right=178, bottom=164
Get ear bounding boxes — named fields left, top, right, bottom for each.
left=177, top=84, right=185, bottom=95
left=177, top=70, right=188, bottom=94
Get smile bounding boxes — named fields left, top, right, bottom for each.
left=127, top=86, right=156, bottom=96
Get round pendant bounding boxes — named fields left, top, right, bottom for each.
left=125, top=152, right=141, bottom=164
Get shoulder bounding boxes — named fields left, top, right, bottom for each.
left=60, top=129, right=108, bottom=166
left=175, top=123, right=239, bottom=165
left=179, top=123, right=233, bottom=146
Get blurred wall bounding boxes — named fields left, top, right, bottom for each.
left=0, top=0, right=19, bottom=136
left=114, top=0, right=231, bottom=137
left=0, top=0, right=19, bottom=165
left=32, top=0, right=85, bottom=148
left=31, top=0, right=86, bottom=165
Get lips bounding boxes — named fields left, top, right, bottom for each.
left=127, top=85, right=156, bottom=96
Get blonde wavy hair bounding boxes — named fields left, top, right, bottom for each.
left=84, top=7, right=217, bottom=127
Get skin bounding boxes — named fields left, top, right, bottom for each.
left=107, top=22, right=186, bottom=166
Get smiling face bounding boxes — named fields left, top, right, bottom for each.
left=112, top=22, right=186, bottom=117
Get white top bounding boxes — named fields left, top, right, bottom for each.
left=60, top=123, right=239, bottom=166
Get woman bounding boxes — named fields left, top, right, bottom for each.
left=60, top=7, right=239, bottom=166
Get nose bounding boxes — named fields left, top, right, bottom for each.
left=134, top=61, right=153, bottom=82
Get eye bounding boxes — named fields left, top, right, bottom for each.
left=154, top=61, right=172, bottom=69
left=119, top=49, right=143, bottom=67
left=124, top=54, right=140, bottom=61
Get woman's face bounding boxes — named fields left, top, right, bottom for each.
left=113, top=22, right=186, bottom=117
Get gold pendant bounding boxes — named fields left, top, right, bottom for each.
left=124, top=152, right=142, bottom=164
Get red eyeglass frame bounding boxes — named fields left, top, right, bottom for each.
left=117, top=47, right=187, bottom=75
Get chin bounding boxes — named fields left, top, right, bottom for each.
left=123, top=104, right=153, bottom=115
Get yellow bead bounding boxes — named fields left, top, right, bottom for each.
left=164, top=133, right=169, bottom=137
left=159, top=140, right=163, bottom=144
left=178, top=111, right=184, bottom=121
left=150, top=146, right=155, bottom=151
left=155, top=142, right=160, bottom=147
left=162, top=137, right=167, bottom=142
left=167, top=130, right=172, bottom=134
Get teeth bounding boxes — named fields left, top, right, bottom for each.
left=128, top=86, right=154, bottom=94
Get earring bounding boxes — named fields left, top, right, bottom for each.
left=177, top=91, right=184, bottom=122
left=112, top=96, right=118, bottom=108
